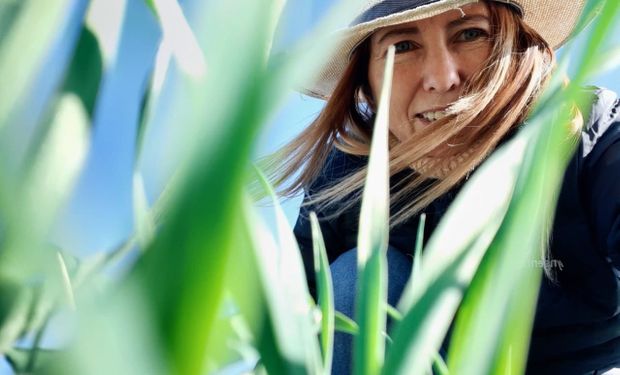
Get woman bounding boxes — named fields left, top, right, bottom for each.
left=267, top=0, right=620, bottom=373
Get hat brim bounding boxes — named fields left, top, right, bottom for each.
left=304, top=0, right=586, bottom=100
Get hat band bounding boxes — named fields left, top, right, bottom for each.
left=352, top=0, right=523, bottom=27
left=352, top=0, right=441, bottom=26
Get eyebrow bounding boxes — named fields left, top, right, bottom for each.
left=376, top=14, right=490, bottom=45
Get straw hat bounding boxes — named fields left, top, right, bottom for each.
left=305, top=0, right=587, bottom=99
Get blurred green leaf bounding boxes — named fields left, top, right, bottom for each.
left=253, top=167, right=322, bottom=373
left=385, top=304, right=402, bottom=322
left=412, top=213, right=426, bottom=286
left=133, top=172, right=156, bottom=250
left=0, top=0, right=614, bottom=374
left=383, top=125, right=529, bottom=375
left=383, top=233, right=492, bottom=375
left=0, top=93, right=90, bottom=282
left=574, top=0, right=620, bottom=82
left=445, top=111, right=570, bottom=375
left=6, top=347, right=58, bottom=373
left=354, top=46, right=394, bottom=375
left=311, top=211, right=335, bottom=373
left=0, top=0, right=87, bottom=131
left=207, top=234, right=264, bottom=372
left=447, top=1, right=620, bottom=373
left=0, top=280, right=33, bottom=353
left=0, top=0, right=90, bottom=289
left=135, top=72, right=154, bottom=167
left=570, top=0, right=607, bottom=41
left=335, top=311, right=359, bottom=335
left=432, top=352, right=450, bottom=375
left=55, top=252, right=76, bottom=311
left=488, top=263, right=541, bottom=375
left=242, top=198, right=310, bottom=374
left=43, top=282, right=167, bottom=375
left=592, top=45, right=620, bottom=77
left=127, top=0, right=347, bottom=372
left=61, top=25, right=104, bottom=120
left=0, top=0, right=23, bottom=46
left=143, top=0, right=155, bottom=13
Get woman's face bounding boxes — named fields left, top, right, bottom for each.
left=368, top=2, right=493, bottom=143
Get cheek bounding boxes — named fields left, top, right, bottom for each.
left=386, top=68, right=419, bottom=139
left=389, top=66, right=418, bottom=109
left=367, top=60, right=384, bottom=102
left=460, top=45, right=492, bottom=76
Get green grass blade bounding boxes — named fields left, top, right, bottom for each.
left=573, top=0, right=620, bottom=83
left=354, top=45, right=395, bottom=375
left=133, top=172, right=156, bottom=249
left=241, top=197, right=311, bottom=374
left=310, top=212, right=335, bottom=373
left=336, top=311, right=360, bottom=335
left=0, top=281, right=33, bottom=353
left=0, top=94, right=90, bottom=282
left=60, top=25, right=104, bottom=120
left=204, top=228, right=265, bottom=372
left=382, top=227, right=499, bottom=375
left=490, top=7, right=620, bottom=374
left=0, top=1, right=91, bottom=285
left=253, top=167, right=323, bottom=373
left=43, top=282, right=168, bottom=375
left=445, top=111, right=573, bottom=375
left=128, top=0, right=289, bottom=373
left=447, top=2, right=620, bottom=373
left=6, top=347, right=58, bottom=373
left=569, top=0, right=607, bottom=42
left=55, top=251, right=76, bottom=311
left=25, top=93, right=90, bottom=231
left=591, top=45, right=620, bottom=78
left=382, top=127, right=530, bottom=375
left=487, top=258, right=541, bottom=375
left=432, top=352, right=450, bottom=375
left=412, top=213, right=426, bottom=285
left=0, top=1, right=23, bottom=44
left=0, top=0, right=88, bottom=131
left=385, top=303, right=403, bottom=321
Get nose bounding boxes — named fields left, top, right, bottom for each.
left=421, top=46, right=461, bottom=92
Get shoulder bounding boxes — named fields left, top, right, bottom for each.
left=579, top=86, right=620, bottom=163
left=576, top=87, right=620, bottom=230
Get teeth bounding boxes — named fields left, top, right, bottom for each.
left=421, top=110, right=448, bottom=122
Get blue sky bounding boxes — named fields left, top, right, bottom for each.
left=50, top=0, right=620, bottom=258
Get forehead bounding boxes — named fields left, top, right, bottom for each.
left=370, top=2, right=490, bottom=43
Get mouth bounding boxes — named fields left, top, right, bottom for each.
left=414, top=108, right=450, bottom=123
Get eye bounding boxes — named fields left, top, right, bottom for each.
left=456, top=28, right=488, bottom=42
left=393, top=40, right=416, bottom=54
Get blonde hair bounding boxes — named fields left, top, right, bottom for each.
left=261, top=1, right=577, bottom=279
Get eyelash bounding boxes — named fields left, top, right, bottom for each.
left=391, top=28, right=489, bottom=55
left=456, top=28, right=488, bottom=42
left=393, top=40, right=416, bottom=54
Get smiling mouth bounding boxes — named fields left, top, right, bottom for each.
left=415, top=109, right=449, bottom=123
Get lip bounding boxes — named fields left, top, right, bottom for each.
left=414, top=106, right=450, bottom=118
left=412, top=106, right=451, bottom=126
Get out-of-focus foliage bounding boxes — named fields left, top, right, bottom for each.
left=0, top=0, right=617, bottom=374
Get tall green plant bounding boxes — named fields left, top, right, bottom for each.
left=0, top=0, right=619, bottom=375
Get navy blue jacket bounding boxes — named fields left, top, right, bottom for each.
left=293, top=87, right=620, bottom=374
